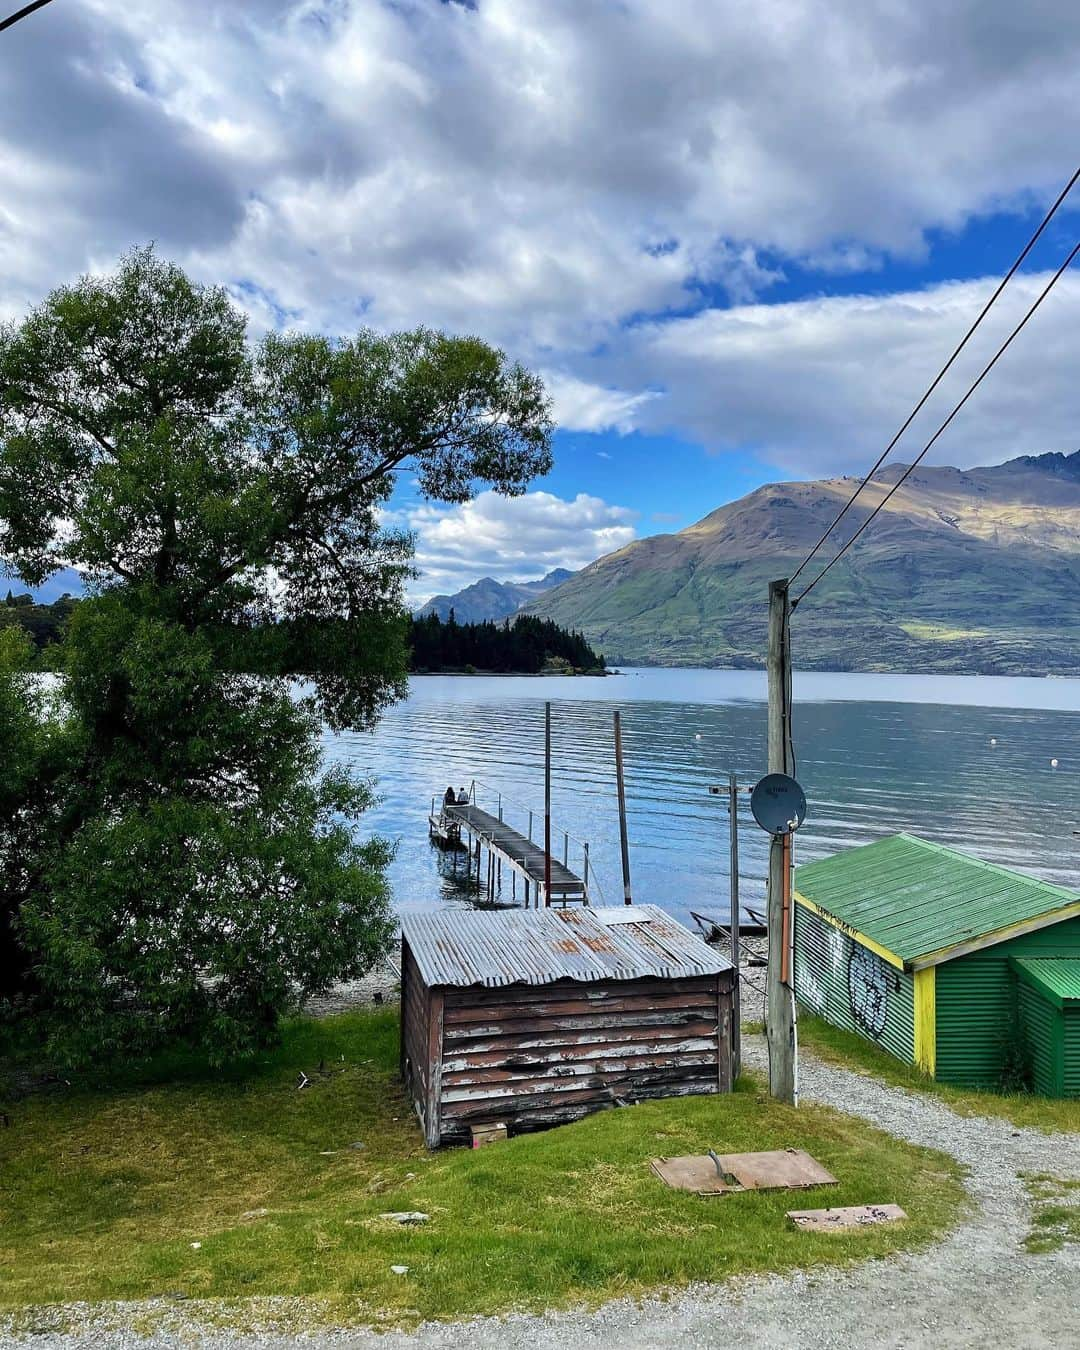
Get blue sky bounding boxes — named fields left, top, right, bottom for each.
left=2, top=0, right=1079, bottom=600
left=386, top=199, right=1080, bottom=580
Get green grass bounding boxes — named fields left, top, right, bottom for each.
left=0, top=1009, right=966, bottom=1332
left=796, top=1013, right=1080, bottom=1135
left=1021, top=1175, right=1080, bottom=1254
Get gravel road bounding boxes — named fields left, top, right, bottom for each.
left=5, top=1036, right=1079, bottom=1350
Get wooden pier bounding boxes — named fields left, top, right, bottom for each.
left=446, top=802, right=588, bottom=905
left=429, top=782, right=593, bottom=907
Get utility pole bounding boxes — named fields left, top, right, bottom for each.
left=613, top=710, right=633, bottom=904
left=766, top=579, right=796, bottom=1103
left=544, top=700, right=552, bottom=907
left=728, top=769, right=741, bottom=1077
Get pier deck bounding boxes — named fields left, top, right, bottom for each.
left=444, top=802, right=588, bottom=905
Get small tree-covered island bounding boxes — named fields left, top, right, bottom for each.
left=414, top=610, right=604, bottom=674
left=0, top=247, right=554, bottom=1066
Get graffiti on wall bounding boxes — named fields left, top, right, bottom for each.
left=847, top=945, right=889, bottom=1039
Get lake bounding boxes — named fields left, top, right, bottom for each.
left=325, top=668, right=1080, bottom=931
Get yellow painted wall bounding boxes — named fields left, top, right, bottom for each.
left=914, top=967, right=936, bottom=1075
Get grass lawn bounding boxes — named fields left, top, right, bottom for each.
left=1021, top=1175, right=1080, bottom=1254
left=0, top=1009, right=965, bottom=1333
left=796, top=1013, right=1080, bottom=1135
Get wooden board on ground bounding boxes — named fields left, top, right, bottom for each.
left=787, top=1203, right=907, bottom=1232
left=650, top=1154, right=730, bottom=1195
left=651, top=1148, right=837, bottom=1195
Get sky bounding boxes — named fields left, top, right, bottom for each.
left=2, top=0, right=1080, bottom=602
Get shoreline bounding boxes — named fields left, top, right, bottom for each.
left=409, top=668, right=613, bottom=678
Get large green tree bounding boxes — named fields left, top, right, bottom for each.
left=0, top=247, right=552, bottom=1062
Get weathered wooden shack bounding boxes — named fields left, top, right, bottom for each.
left=794, top=833, right=1080, bottom=1095
left=400, top=905, right=735, bottom=1146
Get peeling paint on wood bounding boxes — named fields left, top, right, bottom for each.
left=401, top=919, right=737, bottom=1146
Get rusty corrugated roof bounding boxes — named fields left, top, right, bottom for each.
left=400, top=904, right=731, bottom=988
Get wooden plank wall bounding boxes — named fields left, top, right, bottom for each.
left=434, top=973, right=732, bottom=1145
left=400, top=941, right=432, bottom=1138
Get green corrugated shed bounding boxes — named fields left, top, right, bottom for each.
left=933, top=920, right=1080, bottom=1089
left=1012, top=958, right=1080, bottom=1006
left=1011, top=959, right=1080, bottom=1099
left=794, top=834, right=1080, bottom=1096
left=795, top=834, right=1078, bottom=967
left=794, top=904, right=915, bottom=1064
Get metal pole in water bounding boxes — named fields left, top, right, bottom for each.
left=544, top=701, right=552, bottom=907
left=583, top=842, right=590, bottom=901
left=614, top=709, right=633, bottom=904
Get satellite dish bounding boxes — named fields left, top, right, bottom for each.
left=750, top=773, right=807, bottom=836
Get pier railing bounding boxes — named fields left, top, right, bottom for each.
left=464, top=778, right=604, bottom=905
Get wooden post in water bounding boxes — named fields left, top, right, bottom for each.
left=614, top=710, right=633, bottom=905
left=544, top=701, right=552, bottom=907
left=766, top=578, right=796, bottom=1104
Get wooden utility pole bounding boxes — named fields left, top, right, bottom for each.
left=728, top=769, right=741, bottom=1077
left=544, top=701, right=552, bottom=906
left=613, top=710, right=633, bottom=904
left=766, top=578, right=796, bottom=1103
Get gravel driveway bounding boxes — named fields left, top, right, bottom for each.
left=5, top=1036, right=1079, bottom=1350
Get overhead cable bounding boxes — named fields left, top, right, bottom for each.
left=793, top=237, right=1080, bottom=608
left=789, top=165, right=1080, bottom=586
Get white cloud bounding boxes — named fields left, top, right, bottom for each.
left=597, top=271, right=1080, bottom=476
left=2, top=0, right=1080, bottom=474
left=2, top=0, right=1079, bottom=342
left=544, top=372, right=658, bottom=435
left=405, top=490, right=637, bottom=600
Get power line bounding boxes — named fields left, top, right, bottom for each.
left=788, top=165, right=1080, bottom=586
left=792, top=236, right=1080, bottom=608
left=0, top=0, right=55, bottom=35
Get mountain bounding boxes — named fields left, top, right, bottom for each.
left=415, top=568, right=574, bottom=624
left=525, top=452, right=1080, bottom=675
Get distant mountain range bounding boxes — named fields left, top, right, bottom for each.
left=524, top=451, right=1080, bottom=675
left=415, top=568, right=574, bottom=624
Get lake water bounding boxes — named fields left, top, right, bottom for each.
left=325, top=668, right=1080, bottom=930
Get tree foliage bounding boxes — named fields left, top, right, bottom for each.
left=410, top=612, right=605, bottom=674
left=0, top=247, right=552, bottom=1063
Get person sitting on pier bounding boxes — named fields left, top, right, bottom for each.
left=443, top=785, right=456, bottom=808
left=456, top=787, right=469, bottom=804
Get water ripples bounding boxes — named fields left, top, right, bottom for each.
left=325, top=670, right=1080, bottom=929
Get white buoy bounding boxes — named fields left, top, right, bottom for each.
left=990, top=738, right=997, bottom=747
left=695, top=733, right=702, bottom=740
left=1051, top=758, right=1059, bottom=768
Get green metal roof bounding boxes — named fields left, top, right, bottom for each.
left=1012, top=958, right=1080, bottom=1008
left=794, top=833, right=1079, bottom=967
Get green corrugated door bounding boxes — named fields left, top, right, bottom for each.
left=1016, top=981, right=1060, bottom=1097
left=1065, top=1009, right=1080, bottom=1099
left=794, top=905, right=914, bottom=1063
left=936, top=928, right=1080, bottom=1091
left=934, top=956, right=1016, bottom=1088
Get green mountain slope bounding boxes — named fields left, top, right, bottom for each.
left=525, top=452, right=1080, bottom=674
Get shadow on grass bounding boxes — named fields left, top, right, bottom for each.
left=0, top=1008, right=967, bottom=1332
